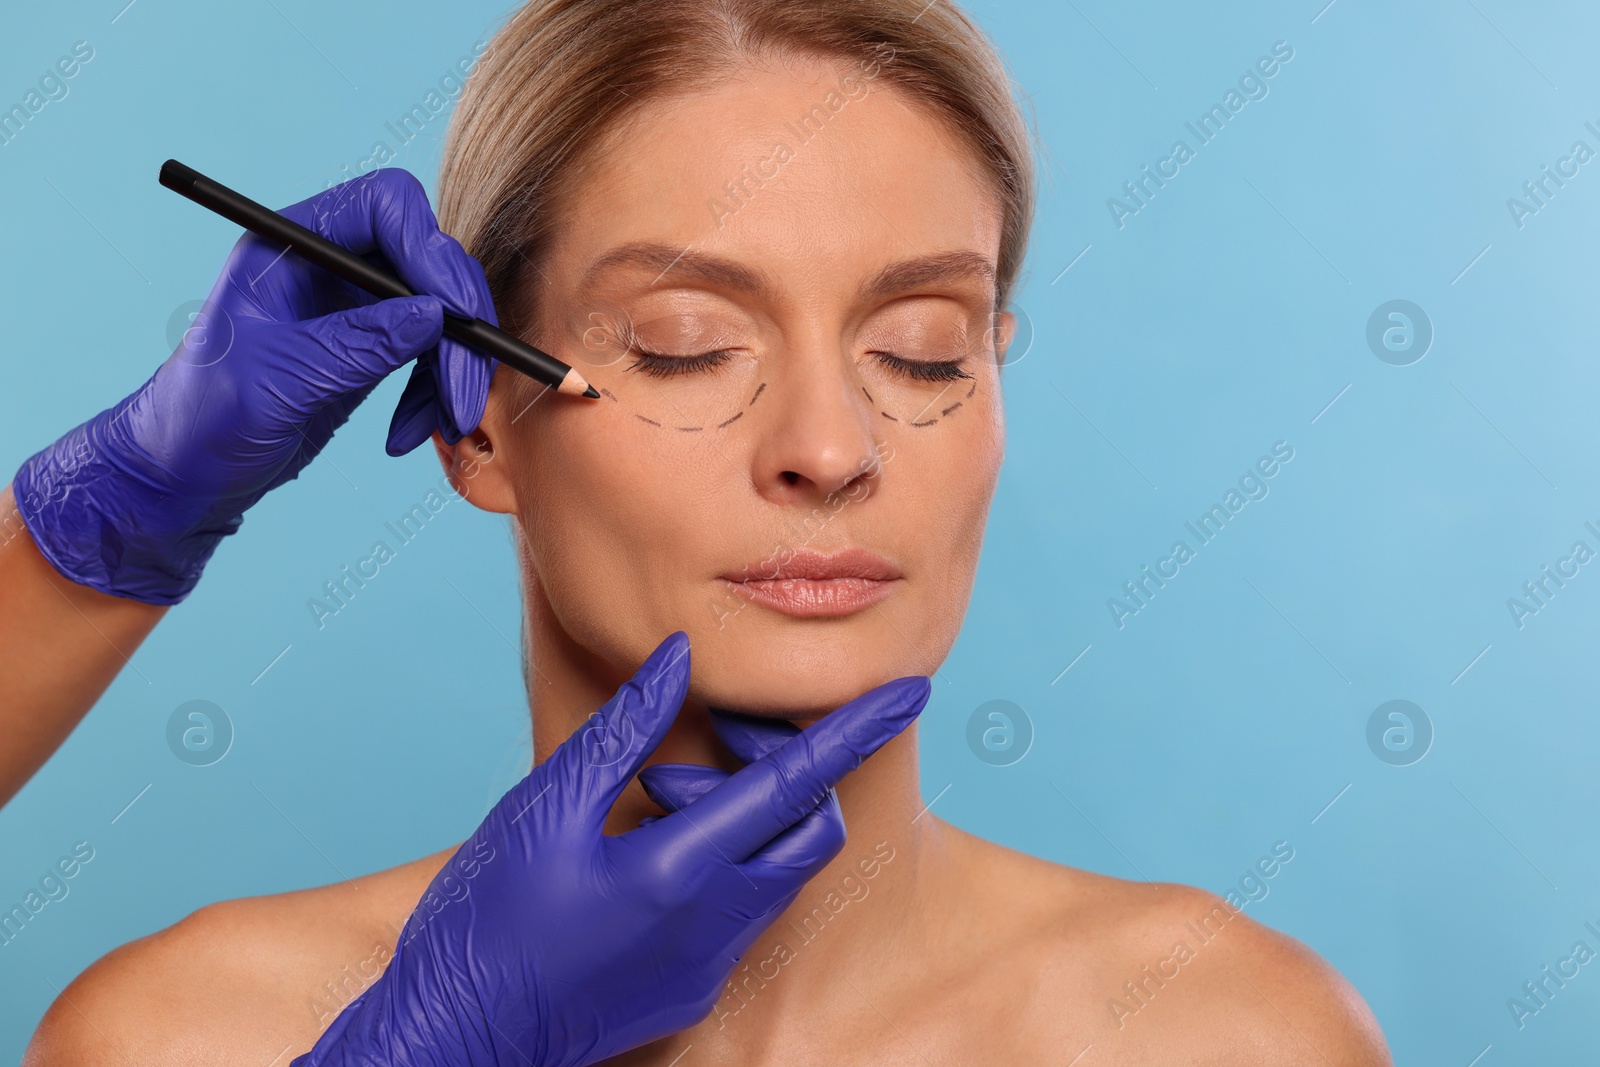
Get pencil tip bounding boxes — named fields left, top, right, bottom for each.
left=557, top=366, right=599, bottom=398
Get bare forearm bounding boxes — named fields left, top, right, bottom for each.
left=0, top=484, right=166, bottom=806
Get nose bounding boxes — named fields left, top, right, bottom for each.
left=750, top=341, right=881, bottom=505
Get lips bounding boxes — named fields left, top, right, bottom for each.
left=720, top=548, right=902, bottom=617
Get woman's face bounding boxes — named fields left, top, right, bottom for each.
left=474, top=54, right=1012, bottom=717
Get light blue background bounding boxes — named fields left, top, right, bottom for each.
left=2, top=0, right=1595, bottom=1061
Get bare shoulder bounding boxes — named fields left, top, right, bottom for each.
left=1098, top=880, right=1393, bottom=1065
left=943, top=827, right=1392, bottom=1066
left=24, top=849, right=451, bottom=1066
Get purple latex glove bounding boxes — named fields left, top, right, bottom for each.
left=292, top=631, right=930, bottom=1067
left=11, top=168, right=495, bottom=604
left=637, top=709, right=804, bottom=821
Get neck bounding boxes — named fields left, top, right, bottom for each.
left=521, top=570, right=951, bottom=1033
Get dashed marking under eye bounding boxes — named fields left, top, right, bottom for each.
left=635, top=414, right=661, bottom=427
left=903, top=380, right=979, bottom=427
left=881, top=411, right=898, bottom=421
left=600, top=387, right=620, bottom=402
left=717, top=411, right=744, bottom=429
left=676, top=425, right=703, bottom=432
left=748, top=382, right=767, bottom=407
left=862, top=386, right=874, bottom=403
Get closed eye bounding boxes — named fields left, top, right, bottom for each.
left=872, top=351, right=973, bottom=382
left=626, top=348, right=735, bottom=379
left=622, top=346, right=973, bottom=382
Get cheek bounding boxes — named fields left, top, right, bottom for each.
left=512, top=404, right=723, bottom=649
left=893, top=378, right=1003, bottom=546
left=502, top=367, right=1003, bottom=687
left=881, top=381, right=1002, bottom=621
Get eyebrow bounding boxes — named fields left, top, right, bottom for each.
left=580, top=242, right=997, bottom=304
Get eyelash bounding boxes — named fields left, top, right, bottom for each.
left=627, top=349, right=735, bottom=379
left=624, top=346, right=972, bottom=382
left=872, top=351, right=974, bottom=383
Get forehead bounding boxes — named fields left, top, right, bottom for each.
left=547, top=56, right=1003, bottom=296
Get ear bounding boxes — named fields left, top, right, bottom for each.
left=992, top=309, right=1018, bottom=368
left=431, top=417, right=519, bottom=516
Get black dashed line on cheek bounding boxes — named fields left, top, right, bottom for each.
left=903, top=382, right=977, bottom=427
left=717, top=411, right=744, bottom=429
left=635, top=414, right=661, bottom=427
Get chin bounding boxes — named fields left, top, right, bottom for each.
left=681, top=602, right=950, bottom=719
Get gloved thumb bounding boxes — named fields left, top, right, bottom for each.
left=637, top=762, right=726, bottom=813
left=708, top=709, right=801, bottom=764
left=637, top=711, right=804, bottom=813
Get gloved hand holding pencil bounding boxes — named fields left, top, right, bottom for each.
left=12, top=168, right=496, bottom=605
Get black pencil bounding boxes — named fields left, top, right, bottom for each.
left=158, top=159, right=599, bottom=399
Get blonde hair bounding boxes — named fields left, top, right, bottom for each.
left=436, top=0, right=1035, bottom=345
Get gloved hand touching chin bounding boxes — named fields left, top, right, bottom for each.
left=292, top=631, right=930, bottom=1067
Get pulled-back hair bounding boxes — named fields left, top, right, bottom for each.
left=437, top=0, right=1035, bottom=343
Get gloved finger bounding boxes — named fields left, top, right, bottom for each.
left=384, top=356, right=446, bottom=456
left=638, top=762, right=728, bottom=813
left=737, top=784, right=846, bottom=894
left=640, top=707, right=808, bottom=811
left=540, top=631, right=692, bottom=834
left=276, top=170, right=496, bottom=446
left=637, top=760, right=840, bottom=861
left=275, top=295, right=445, bottom=398
left=278, top=170, right=491, bottom=329
left=431, top=263, right=496, bottom=441
left=418, top=262, right=495, bottom=447
left=702, top=793, right=845, bottom=933
left=383, top=334, right=496, bottom=455
left=633, top=714, right=800, bottom=815
left=707, top=709, right=801, bottom=764
left=433, top=341, right=494, bottom=444
left=647, top=675, right=929, bottom=864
